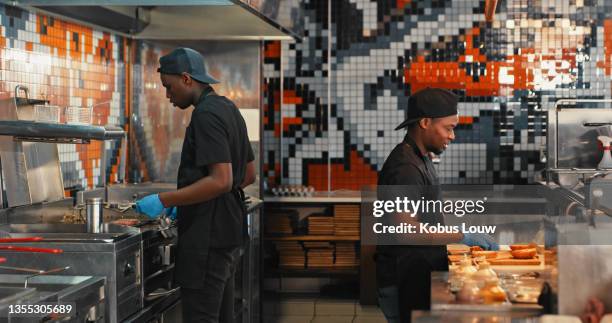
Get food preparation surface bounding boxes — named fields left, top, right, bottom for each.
left=447, top=244, right=547, bottom=271
left=430, top=272, right=543, bottom=314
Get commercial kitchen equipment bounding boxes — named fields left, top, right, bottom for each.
left=0, top=85, right=126, bottom=208
left=0, top=223, right=143, bottom=323
left=0, top=274, right=106, bottom=322
left=540, top=99, right=612, bottom=316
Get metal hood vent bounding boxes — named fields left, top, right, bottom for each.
left=6, top=0, right=299, bottom=40
left=133, top=5, right=295, bottom=40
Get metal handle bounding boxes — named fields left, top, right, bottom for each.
left=14, top=85, right=29, bottom=101
left=0, top=237, right=43, bottom=243
left=147, top=287, right=180, bottom=298
left=0, top=246, right=63, bottom=254
left=584, top=122, right=612, bottom=127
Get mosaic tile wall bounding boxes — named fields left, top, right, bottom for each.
left=130, top=41, right=261, bottom=183
left=263, top=0, right=612, bottom=189
left=0, top=5, right=126, bottom=191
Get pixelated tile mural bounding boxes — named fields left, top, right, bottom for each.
left=263, top=0, right=612, bottom=189
left=129, top=42, right=191, bottom=183
left=0, top=4, right=126, bottom=190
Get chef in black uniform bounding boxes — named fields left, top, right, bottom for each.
left=135, top=47, right=255, bottom=323
left=376, top=88, right=498, bottom=323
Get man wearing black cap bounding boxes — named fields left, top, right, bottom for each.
left=376, top=87, right=497, bottom=323
left=135, top=47, right=255, bottom=323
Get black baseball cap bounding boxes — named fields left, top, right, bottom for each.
left=395, top=87, right=458, bottom=130
left=157, top=47, right=219, bottom=84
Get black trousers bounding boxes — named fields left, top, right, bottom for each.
left=181, top=247, right=241, bottom=323
left=376, top=249, right=448, bottom=323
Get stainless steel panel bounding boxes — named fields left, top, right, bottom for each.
left=22, top=141, right=64, bottom=204
left=553, top=108, right=612, bottom=169
left=0, top=140, right=32, bottom=207
left=0, top=120, right=125, bottom=141
left=76, top=188, right=106, bottom=205
left=0, top=226, right=143, bottom=323
left=239, top=0, right=304, bottom=37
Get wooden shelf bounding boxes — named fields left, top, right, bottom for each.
left=265, top=267, right=358, bottom=277
left=264, top=235, right=360, bottom=241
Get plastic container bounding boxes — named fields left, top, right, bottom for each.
left=456, top=279, right=483, bottom=304
left=65, top=106, right=92, bottom=125
left=449, top=257, right=478, bottom=292
left=471, top=261, right=498, bottom=287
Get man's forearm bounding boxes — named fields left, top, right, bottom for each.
left=159, top=176, right=231, bottom=207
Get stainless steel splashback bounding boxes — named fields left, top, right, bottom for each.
left=0, top=95, right=64, bottom=208
left=548, top=107, right=612, bottom=169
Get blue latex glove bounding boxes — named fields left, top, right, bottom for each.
left=135, top=194, right=165, bottom=219
left=461, top=233, right=499, bottom=251
left=165, top=207, right=177, bottom=221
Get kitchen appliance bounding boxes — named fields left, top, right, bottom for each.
left=0, top=223, right=143, bottom=323
left=0, top=274, right=106, bottom=322
left=540, top=99, right=612, bottom=316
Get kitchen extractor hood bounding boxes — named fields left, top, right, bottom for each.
left=2, top=0, right=301, bottom=40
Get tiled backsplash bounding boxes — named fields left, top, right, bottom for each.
left=0, top=5, right=261, bottom=193
left=0, top=4, right=126, bottom=190
left=263, top=0, right=612, bottom=189
left=129, top=40, right=261, bottom=183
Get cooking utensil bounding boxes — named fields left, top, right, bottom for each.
left=0, top=237, right=43, bottom=243
left=0, top=264, right=44, bottom=273
left=0, top=246, right=63, bottom=254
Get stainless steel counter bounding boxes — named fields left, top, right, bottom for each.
left=411, top=272, right=543, bottom=322
left=0, top=274, right=105, bottom=322
left=263, top=191, right=361, bottom=203
left=430, top=272, right=542, bottom=314
left=0, top=223, right=142, bottom=323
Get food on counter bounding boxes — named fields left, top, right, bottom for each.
left=470, top=246, right=483, bottom=252
left=448, top=254, right=464, bottom=263
left=456, top=279, right=483, bottom=304
left=488, top=257, right=541, bottom=265
left=112, top=218, right=140, bottom=226
left=447, top=244, right=470, bottom=255
left=479, top=279, right=507, bottom=304
left=511, top=248, right=537, bottom=259
left=448, top=245, right=543, bottom=266
left=449, top=257, right=478, bottom=291
left=471, top=261, right=498, bottom=285
left=509, top=242, right=537, bottom=250
left=472, top=250, right=498, bottom=259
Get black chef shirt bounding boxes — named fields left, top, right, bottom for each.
left=175, top=87, right=254, bottom=287
left=376, top=134, right=447, bottom=288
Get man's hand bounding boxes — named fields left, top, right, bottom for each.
left=135, top=194, right=165, bottom=219
left=460, top=233, right=499, bottom=250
